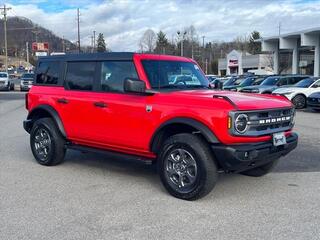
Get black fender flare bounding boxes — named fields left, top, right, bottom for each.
left=150, top=117, right=219, bottom=152
left=27, top=104, right=66, bottom=138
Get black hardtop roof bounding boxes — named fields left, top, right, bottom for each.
left=38, top=52, right=134, bottom=62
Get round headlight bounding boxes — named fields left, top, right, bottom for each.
left=235, top=114, right=249, bottom=133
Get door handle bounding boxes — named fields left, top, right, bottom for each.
left=94, top=101, right=107, bottom=108
left=57, top=98, right=69, bottom=104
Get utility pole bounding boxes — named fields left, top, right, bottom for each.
left=1, top=4, right=12, bottom=72
left=90, top=35, right=94, bottom=53
left=202, top=35, right=205, bottom=70
left=77, top=8, right=81, bottom=53
left=62, top=35, right=66, bottom=52
left=93, top=30, right=96, bottom=53
left=177, top=31, right=187, bottom=57
left=278, top=22, right=281, bottom=36
left=26, top=42, right=29, bottom=65
left=205, top=58, right=208, bottom=74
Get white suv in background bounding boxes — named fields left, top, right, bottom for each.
left=273, top=78, right=320, bottom=109
left=0, top=72, right=14, bottom=91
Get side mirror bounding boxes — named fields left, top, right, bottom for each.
left=124, top=78, right=146, bottom=93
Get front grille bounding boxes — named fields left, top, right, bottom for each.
left=308, top=98, right=320, bottom=103
left=230, top=108, right=295, bottom=136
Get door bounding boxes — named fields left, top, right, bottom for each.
left=87, top=60, right=152, bottom=152
left=56, top=61, right=101, bottom=142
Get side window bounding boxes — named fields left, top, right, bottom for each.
left=312, top=80, right=320, bottom=88
left=279, top=77, right=288, bottom=86
left=289, top=77, right=303, bottom=85
left=36, top=61, right=60, bottom=85
left=100, top=61, right=138, bottom=92
left=65, top=62, right=96, bottom=91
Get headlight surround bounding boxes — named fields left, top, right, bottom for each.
left=235, top=114, right=249, bottom=133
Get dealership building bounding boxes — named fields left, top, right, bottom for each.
left=260, top=27, right=320, bottom=77
left=218, top=50, right=273, bottom=75
left=218, top=27, right=320, bottom=77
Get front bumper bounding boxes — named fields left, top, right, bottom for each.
left=0, top=84, right=9, bottom=90
left=307, top=100, right=320, bottom=109
left=20, top=85, right=32, bottom=91
left=211, top=133, right=298, bottom=173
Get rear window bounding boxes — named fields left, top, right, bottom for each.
left=36, top=61, right=60, bottom=85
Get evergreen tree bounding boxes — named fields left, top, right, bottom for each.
left=97, top=33, right=107, bottom=52
left=248, top=31, right=261, bottom=54
left=155, top=30, right=169, bottom=54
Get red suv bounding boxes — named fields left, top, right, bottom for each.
left=23, top=53, right=298, bottom=200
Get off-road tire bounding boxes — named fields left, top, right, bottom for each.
left=30, top=118, right=66, bottom=166
left=158, top=133, right=218, bottom=200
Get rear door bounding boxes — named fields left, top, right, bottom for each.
left=56, top=61, right=101, bottom=142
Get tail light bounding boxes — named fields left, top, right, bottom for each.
left=25, top=93, right=29, bottom=110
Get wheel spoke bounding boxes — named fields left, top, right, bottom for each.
left=178, top=149, right=186, bottom=161
left=178, top=174, right=185, bottom=188
left=186, top=170, right=196, bottom=184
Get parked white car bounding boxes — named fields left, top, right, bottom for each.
left=0, top=72, right=14, bottom=91
left=272, top=78, right=320, bottom=109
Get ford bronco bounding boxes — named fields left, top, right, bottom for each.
left=23, top=53, right=298, bottom=200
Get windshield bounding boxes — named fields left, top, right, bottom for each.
left=223, top=77, right=237, bottom=86
left=0, top=73, right=8, bottom=78
left=294, top=78, right=314, bottom=88
left=22, top=73, right=34, bottom=79
left=239, top=77, right=255, bottom=86
left=261, top=76, right=280, bottom=86
left=142, top=60, right=209, bottom=89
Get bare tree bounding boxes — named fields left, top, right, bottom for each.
left=139, top=29, right=156, bottom=53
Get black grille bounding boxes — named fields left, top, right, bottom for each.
left=230, top=108, right=294, bottom=136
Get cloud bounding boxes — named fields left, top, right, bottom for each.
left=6, top=0, right=320, bottom=51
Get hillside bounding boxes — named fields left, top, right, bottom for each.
left=0, top=16, right=77, bottom=58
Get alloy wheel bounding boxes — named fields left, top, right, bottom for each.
left=164, top=148, right=198, bottom=192
left=33, top=128, right=52, bottom=161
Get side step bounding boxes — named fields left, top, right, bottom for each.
left=66, top=144, right=154, bottom=165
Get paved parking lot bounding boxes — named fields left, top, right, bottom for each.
left=0, top=92, right=320, bottom=240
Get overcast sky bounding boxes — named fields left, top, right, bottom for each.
left=4, top=0, right=320, bottom=51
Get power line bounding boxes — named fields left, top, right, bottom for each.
left=0, top=4, right=12, bottom=72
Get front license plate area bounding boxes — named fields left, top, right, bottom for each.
left=273, top=132, right=287, bottom=146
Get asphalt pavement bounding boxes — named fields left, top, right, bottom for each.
left=0, top=92, right=319, bottom=240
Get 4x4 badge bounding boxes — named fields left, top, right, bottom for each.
left=146, top=105, right=152, bottom=113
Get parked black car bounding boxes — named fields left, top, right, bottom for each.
left=223, top=76, right=267, bottom=91
left=240, top=75, right=308, bottom=94
left=307, top=92, right=320, bottom=111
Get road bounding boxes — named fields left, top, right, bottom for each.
left=0, top=92, right=320, bottom=240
